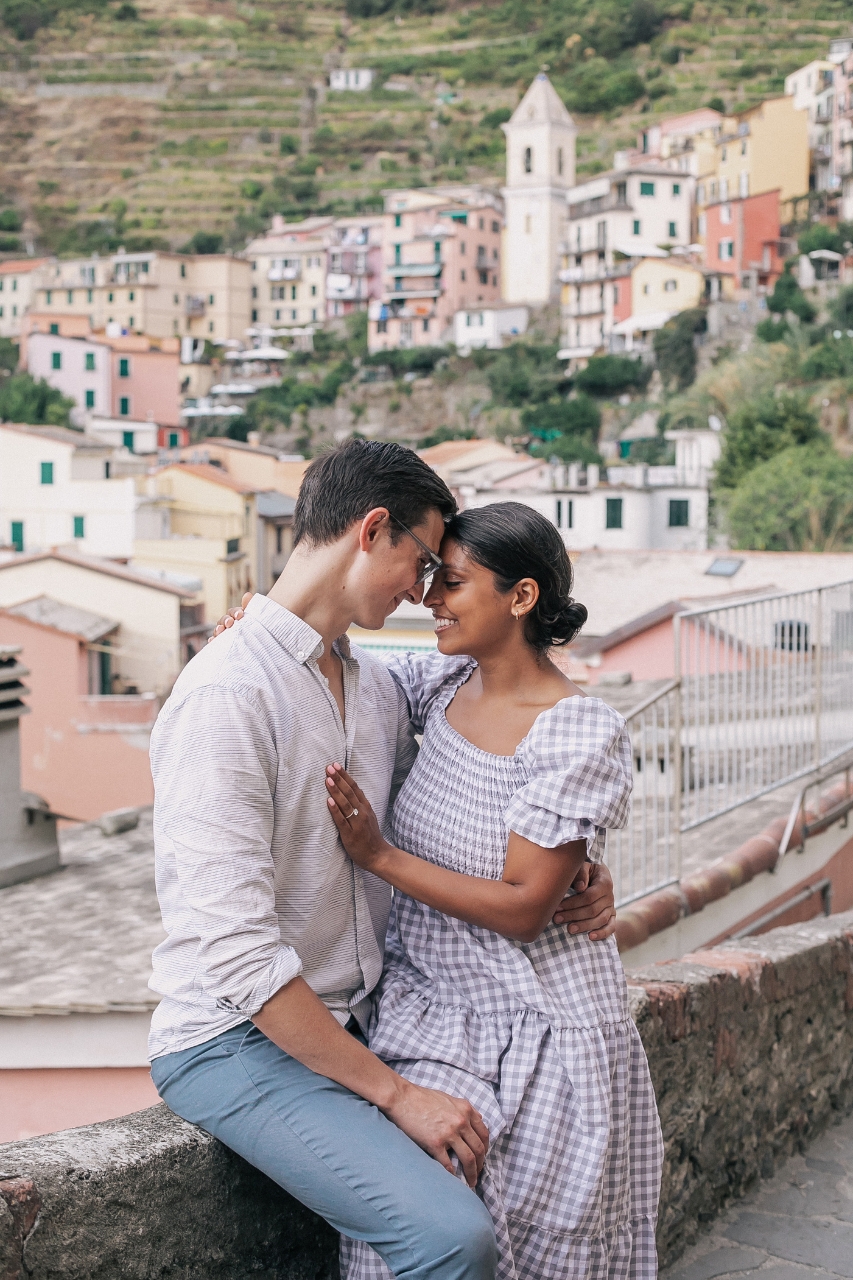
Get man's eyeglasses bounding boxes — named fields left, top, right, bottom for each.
left=390, top=515, right=444, bottom=586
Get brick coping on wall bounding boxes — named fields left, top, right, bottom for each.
left=615, top=775, right=853, bottom=953
left=2, top=911, right=853, bottom=1278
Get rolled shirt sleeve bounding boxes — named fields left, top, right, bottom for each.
left=151, top=685, right=303, bottom=1017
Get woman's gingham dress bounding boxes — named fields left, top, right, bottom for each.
left=340, top=653, right=663, bottom=1280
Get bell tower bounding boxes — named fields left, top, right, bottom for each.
left=501, top=74, right=576, bottom=304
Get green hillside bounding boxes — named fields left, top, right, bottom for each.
left=0, top=0, right=850, bottom=256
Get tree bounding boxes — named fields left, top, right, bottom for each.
left=0, top=372, right=74, bottom=426
left=715, top=390, right=820, bottom=490
left=727, top=443, right=853, bottom=551
left=766, top=268, right=815, bottom=323
left=829, top=285, right=853, bottom=331
left=181, top=231, right=224, bottom=255
left=653, top=308, right=707, bottom=390
left=0, top=337, right=18, bottom=373
left=525, top=394, right=602, bottom=465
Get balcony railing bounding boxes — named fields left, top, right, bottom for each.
left=268, top=265, right=301, bottom=281
left=386, top=262, right=442, bottom=278
left=184, top=295, right=206, bottom=318
left=608, top=580, right=853, bottom=906
left=568, top=194, right=632, bottom=220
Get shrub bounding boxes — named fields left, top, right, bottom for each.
left=653, top=308, right=707, bottom=390
left=0, top=208, right=22, bottom=232
left=755, top=314, right=791, bottom=343
left=0, top=372, right=73, bottom=426
left=0, top=337, right=18, bottom=373
left=481, top=106, right=512, bottom=129
left=829, top=285, right=853, bottom=330
left=419, top=424, right=476, bottom=448
left=522, top=393, right=601, bottom=441
left=766, top=268, right=816, bottom=323
left=573, top=354, right=650, bottom=395
left=707, top=96, right=725, bottom=112
left=279, top=134, right=299, bottom=155
left=727, top=442, right=853, bottom=551
left=239, top=179, right=264, bottom=200
left=180, top=231, right=223, bottom=254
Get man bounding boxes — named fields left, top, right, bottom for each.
left=149, top=440, right=617, bottom=1280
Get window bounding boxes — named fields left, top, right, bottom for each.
left=557, top=146, right=563, bottom=176
left=632, top=219, right=641, bottom=235
left=119, top=357, right=130, bottom=377
left=119, top=396, right=130, bottom=416
left=128, top=291, right=134, bottom=302
left=460, top=241, right=465, bottom=254
left=0, top=307, right=3, bottom=318
left=311, top=284, right=317, bottom=297
left=377, top=319, right=388, bottom=333
left=669, top=499, right=689, bottom=527
left=523, top=146, right=532, bottom=173
left=10, top=521, right=23, bottom=553
left=643, top=283, right=650, bottom=295
left=613, top=283, right=619, bottom=304
left=49, top=323, right=58, bottom=334
left=251, top=287, right=257, bottom=300
left=73, top=515, right=85, bottom=539
left=719, top=238, right=734, bottom=260
left=664, top=278, right=678, bottom=292
left=478, top=269, right=488, bottom=285
left=460, top=269, right=466, bottom=282
left=719, top=177, right=728, bottom=200
left=66, top=290, right=73, bottom=304
left=491, top=220, right=499, bottom=233
left=721, top=146, right=727, bottom=162
left=401, top=320, right=413, bottom=344
left=720, top=203, right=732, bottom=225
left=226, top=538, right=240, bottom=555
left=478, top=217, right=484, bottom=230
left=180, top=263, right=186, bottom=278
left=525, top=214, right=532, bottom=234
left=252, top=309, right=258, bottom=322
left=85, top=389, right=95, bottom=409
left=394, top=243, right=402, bottom=265
left=122, top=431, right=134, bottom=451
left=740, top=139, right=747, bottom=156
left=672, top=183, right=681, bottom=195
left=697, top=183, right=705, bottom=204
left=46, top=290, right=52, bottom=304
left=616, top=181, right=627, bottom=204
left=169, top=432, right=179, bottom=448
left=422, top=318, right=429, bottom=332
left=85, top=352, right=95, bottom=371
left=51, top=350, right=61, bottom=370
left=40, top=461, right=54, bottom=485
left=394, top=213, right=402, bottom=227
left=596, top=220, right=606, bottom=249
left=738, top=171, right=749, bottom=197
left=108, top=292, right=113, bottom=303
left=208, top=294, right=214, bottom=305
left=605, top=497, right=623, bottom=529
left=640, top=181, right=655, bottom=196
left=209, top=321, right=214, bottom=333
left=706, top=556, right=743, bottom=577
left=291, top=285, right=297, bottom=300
left=668, top=221, right=676, bottom=238
left=555, top=498, right=573, bottom=529
left=87, top=289, right=93, bottom=303
left=311, top=307, right=317, bottom=321
left=129, top=316, right=134, bottom=330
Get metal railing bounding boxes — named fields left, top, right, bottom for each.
left=610, top=580, right=853, bottom=907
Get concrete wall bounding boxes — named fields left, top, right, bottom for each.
left=2, top=912, right=853, bottom=1278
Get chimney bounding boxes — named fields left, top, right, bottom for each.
left=0, top=645, right=60, bottom=889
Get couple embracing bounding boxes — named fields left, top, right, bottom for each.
left=148, top=439, right=663, bottom=1280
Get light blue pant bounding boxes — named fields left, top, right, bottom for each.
left=151, top=1022, right=497, bottom=1280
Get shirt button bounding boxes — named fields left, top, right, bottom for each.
left=297, top=650, right=305, bottom=659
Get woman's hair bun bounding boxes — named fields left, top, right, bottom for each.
left=446, top=503, right=588, bottom=653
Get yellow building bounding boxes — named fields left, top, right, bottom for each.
left=699, top=97, right=808, bottom=220
left=631, top=258, right=705, bottom=318
left=244, top=216, right=334, bottom=330
left=178, top=436, right=309, bottom=498
left=33, top=252, right=252, bottom=342
left=133, top=463, right=260, bottom=621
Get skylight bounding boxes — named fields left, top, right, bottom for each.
left=705, top=557, right=744, bottom=577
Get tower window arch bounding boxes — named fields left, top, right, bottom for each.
left=523, top=146, right=532, bottom=174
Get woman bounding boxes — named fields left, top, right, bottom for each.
left=325, top=502, right=663, bottom=1280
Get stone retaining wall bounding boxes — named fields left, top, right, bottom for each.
left=3, top=911, right=853, bottom=1280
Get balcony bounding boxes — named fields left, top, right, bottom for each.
left=386, top=287, right=442, bottom=301
left=386, top=262, right=442, bottom=278
left=184, top=295, right=206, bottom=318
left=268, top=264, right=301, bottom=282
left=567, top=194, right=632, bottom=219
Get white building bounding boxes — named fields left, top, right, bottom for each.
left=0, top=425, right=135, bottom=560
left=559, top=162, right=695, bottom=358
left=0, top=260, right=49, bottom=340
left=453, top=304, right=528, bottom=353
left=454, top=430, right=720, bottom=552
left=501, top=74, right=577, bottom=305
left=245, top=216, right=334, bottom=329
left=329, top=69, right=374, bottom=91
left=87, top=418, right=159, bottom=456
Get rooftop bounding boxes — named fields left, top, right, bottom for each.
left=0, top=808, right=161, bottom=1017
left=0, top=258, right=49, bottom=276
left=3, top=595, right=118, bottom=643
left=0, top=423, right=112, bottom=453
left=157, top=462, right=259, bottom=494
left=0, top=548, right=194, bottom=598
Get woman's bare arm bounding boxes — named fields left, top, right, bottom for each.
left=326, top=764, right=587, bottom=944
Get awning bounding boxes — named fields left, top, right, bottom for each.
left=611, top=310, right=674, bottom=336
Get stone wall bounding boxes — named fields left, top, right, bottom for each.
left=3, top=911, right=853, bottom=1280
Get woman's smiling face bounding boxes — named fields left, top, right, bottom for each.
left=423, top=536, right=530, bottom=658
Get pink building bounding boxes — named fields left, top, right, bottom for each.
left=326, top=216, right=384, bottom=319
left=27, top=330, right=182, bottom=429
left=0, top=597, right=157, bottom=821
left=369, top=189, right=503, bottom=352
left=702, top=188, right=784, bottom=290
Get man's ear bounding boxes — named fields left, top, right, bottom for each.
left=358, top=507, right=391, bottom=553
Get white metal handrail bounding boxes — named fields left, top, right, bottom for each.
left=612, top=579, right=853, bottom=908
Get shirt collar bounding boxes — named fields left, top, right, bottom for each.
left=245, top=594, right=353, bottom=666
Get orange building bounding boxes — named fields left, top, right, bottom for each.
left=702, top=188, right=784, bottom=290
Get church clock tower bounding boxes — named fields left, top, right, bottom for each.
left=501, top=74, right=577, bottom=304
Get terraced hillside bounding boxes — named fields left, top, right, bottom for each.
left=0, top=0, right=851, bottom=256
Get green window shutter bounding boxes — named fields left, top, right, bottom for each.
left=168, top=432, right=179, bottom=447
left=85, top=352, right=95, bottom=371
left=119, top=357, right=130, bottom=377
left=122, top=431, right=134, bottom=451
left=49, top=323, right=59, bottom=335
left=10, top=521, right=23, bottom=552
left=40, top=461, right=53, bottom=485
left=668, top=222, right=676, bottom=237
left=51, top=351, right=61, bottom=370
left=632, top=220, right=641, bottom=235
left=119, top=397, right=130, bottom=416
left=669, top=499, right=689, bottom=527
left=73, top=515, right=85, bottom=539
left=85, top=390, right=95, bottom=409
left=640, top=181, right=655, bottom=195
left=605, top=497, right=623, bottom=529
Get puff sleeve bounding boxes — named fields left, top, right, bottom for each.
left=504, top=697, right=632, bottom=861
left=385, top=651, right=474, bottom=733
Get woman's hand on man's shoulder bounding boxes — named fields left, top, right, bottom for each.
left=208, top=592, right=254, bottom=643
